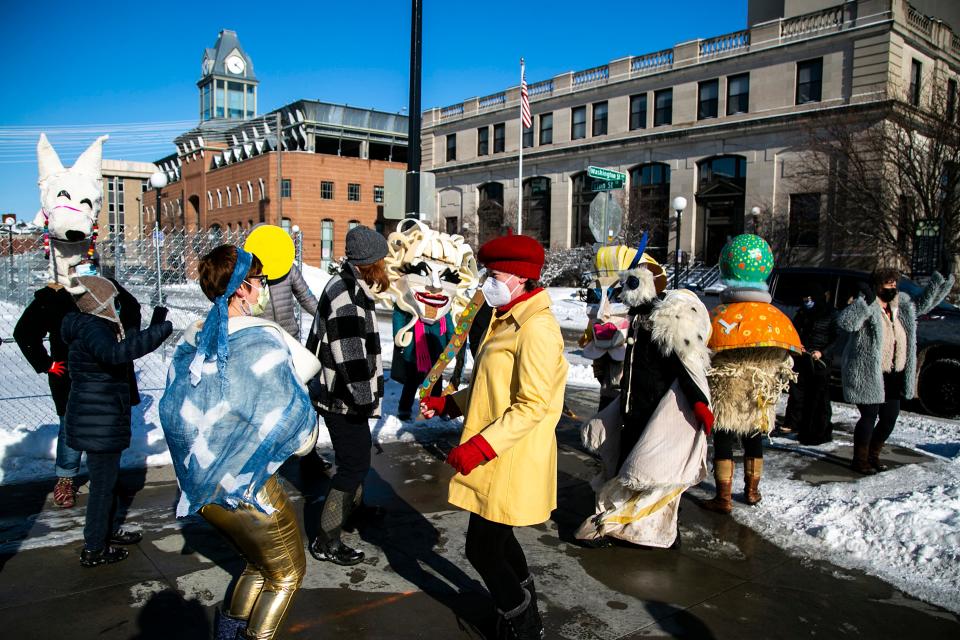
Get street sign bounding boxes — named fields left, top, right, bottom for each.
left=152, top=229, right=165, bottom=244
left=592, top=179, right=624, bottom=191
left=588, top=192, right=623, bottom=245
left=383, top=168, right=436, bottom=222
left=587, top=166, right=626, bottom=182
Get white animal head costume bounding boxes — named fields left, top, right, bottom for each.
left=34, top=133, right=107, bottom=294
left=383, top=219, right=479, bottom=348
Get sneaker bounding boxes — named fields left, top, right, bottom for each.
left=53, top=477, right=76, bottom=509
left=110, top=529, right=143, bottom=545
left=80, top=545, right=128, bottom=568
left=308, top=537, right=365, bottom=566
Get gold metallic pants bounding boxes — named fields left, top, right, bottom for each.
left=200, top=476, right=306, bottom=640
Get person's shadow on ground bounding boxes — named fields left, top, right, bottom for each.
left=128, top=589, right=209, bottom=640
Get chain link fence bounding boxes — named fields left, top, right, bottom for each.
left=0, top=226, right=303, bottom=430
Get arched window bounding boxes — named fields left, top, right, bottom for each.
left=696, top=155, right=748, bottom=264
left=570, top=172, right=598, bottom=246
left=236, top=183, right=242, bottom=205
left=522, top=177, right=551, bottom=247
left=247, top=180, right=254, bottom=202
left=258, top=178, right=266, bottom=201
left=216, top=189, right=223, bottom=208
left=227, top=188, right=232, bottom=207
left=321, top=219, right=334, bottom=267
left=207, top=191, right=213, bottom=210
left=477, top=182, right=504, bottom=245
left=628, top=163, right=671, bottom=261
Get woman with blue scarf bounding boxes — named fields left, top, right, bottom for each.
left=159, top=245, right=320, bottom=640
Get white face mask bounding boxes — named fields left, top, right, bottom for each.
left=481, top=275, right=518, bottom=308
left=75, top=263, right=96, bottom=277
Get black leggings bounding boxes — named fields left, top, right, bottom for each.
left=712, top=430, right=763, bottom=460
left=321, top=412, right=372, bottom=493
left=465, top=513, right=529, bottom=611
left=854, top=401, right=901, bottom=447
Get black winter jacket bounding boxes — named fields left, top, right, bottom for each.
left=792, top=306, right=840, bottom=360
left=61, top=313, right=172, bottom=453
left=13, top=281, right=141, bottom=415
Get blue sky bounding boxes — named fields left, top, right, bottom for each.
left=0, top=0, right=746, bottom=219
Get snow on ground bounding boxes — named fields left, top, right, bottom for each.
left=688, top=406, right=960, bottom=613
left=548, top=287, right=589, bottom=331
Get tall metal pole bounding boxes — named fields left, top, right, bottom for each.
left=673, top=210, right=682, bottom=290
left=276, top=111, right=283, bottom=226
left=154, top=189, right=163, bottom=305
left=405, top=0, right=422, bottom=220
left=518, top=58, right=524, bottom=236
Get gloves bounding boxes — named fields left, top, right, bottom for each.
left=420, top=395, right=462, bottom=419
left=48, top=361, right=66, bottom=377
left=446, top=434, right=497, bottom=476
left=693, top=401, right=714, bottom=436
left=857, top=281, right=876, bottom=305
left=150, top=306, right=169, bottom=326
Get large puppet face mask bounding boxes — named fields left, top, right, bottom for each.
left=36, top=133, right=105, bottom=245
left=396, top=258, right=461, bottom=322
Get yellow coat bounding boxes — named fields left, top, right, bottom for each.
left=448, top=290, right=568, bottom=526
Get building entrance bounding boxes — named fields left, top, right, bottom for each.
left=696, top=155, right=747, bottom=265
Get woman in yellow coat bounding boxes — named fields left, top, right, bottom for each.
left=421, top=234, right=567, bottom=640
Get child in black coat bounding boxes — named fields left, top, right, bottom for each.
left=60, top=276, right=172, bottom=567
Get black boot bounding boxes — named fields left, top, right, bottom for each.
left=79, top=545, right=128, bottom=567
left=497, top=589, right=544, bottom=640
left=213, top=608, right=247, bottom=640
left=309, top=488, right=365, bottom=566
left=109, top=528, right=143, bottom=545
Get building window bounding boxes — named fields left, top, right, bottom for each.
left=216, top=189, right=222, bottom=208
left=571, top=173, right=597, bottom=245
left=281, top=217, right=291, bottom=232
left=948, top=79, right=957, bottom=122
left=227, top=188, right=232, bottom=207
left=727, top=73, right=750, bottom=115
left=446, top=133, right=456, bottom=161
left=592, top=101, right=608, bottom=136
left=348, top=220, right=360, bottom=230
left=571, top=106, right=587, bottom=140
left=629, top=164, right=671, bottom=261
left=281, top=179, right=291, bottom=198
left=374, top=185, right=384, bottom=203
left=477, top=127, right=489, bottom=156
left=698, top=79, right=719, bottom=120
left=321, top=219, right=334, bottom=266
left=493, top=123, right=505, bottom=153
left=236, top=183, right=242, bottom=205
left=796, top=58, right=823, bottom=105
left=630, top=94, right=647, bottom=130
left=207, top=191, right=213, bottom=210
left=247, top=180, right=254, bottom=202
left=478, top=182, right=505, bottom=245
left=445, top=217, right=458, bottom=234
left=215, top=79, right=225, bottom=118
left=522, top=122, right=533, bottom=149
left=522, top=177, right=551, bottom=247
left=910, top=59, right=922, bottom=107
left=258, top=178, right=266, bottom=201
left=321, top=181, right=334, bottom=200
left=789, top=193, right=821, bottom=247
left=654, top=89, right=673, bottom=126
left=348, top=183, right=360, bottom=202
left=539, top=113, right=553, bottom=145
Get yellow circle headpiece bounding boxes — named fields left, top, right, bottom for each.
left=244, top=224, right=295, bottom=280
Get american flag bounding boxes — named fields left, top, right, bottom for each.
left=520, top=59, right=532, bottom=129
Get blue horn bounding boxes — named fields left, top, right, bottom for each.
left=627, top=232, right=649, bottom=270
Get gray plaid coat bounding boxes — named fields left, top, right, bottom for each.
left=306, top=263, right=384, bottom=417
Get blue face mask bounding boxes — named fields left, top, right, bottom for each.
left=76, top=263, right=96, bottom=277
left=803, top=299, right=815, bottom=309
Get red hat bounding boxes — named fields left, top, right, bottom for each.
left=478, top=235, right=545, bottom=279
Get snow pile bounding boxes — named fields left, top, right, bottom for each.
left=548, top=288, right=589, bottom=331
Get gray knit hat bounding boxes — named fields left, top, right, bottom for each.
left=345, top=225, right=388, bottom=265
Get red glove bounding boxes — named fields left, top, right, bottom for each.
left=420, top=395, right=462, bottom=419
left=48, top=361, right=66, bottom=377
left=693, top=402, right=714, bottom=436
left=446, top=434, right=497, bottom=476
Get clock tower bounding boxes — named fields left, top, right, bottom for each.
left=198, top=30, right=258, bottom=122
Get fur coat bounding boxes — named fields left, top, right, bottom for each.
left=837, top=272, right=954, bottom=404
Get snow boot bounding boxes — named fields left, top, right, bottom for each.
left=850, top=444, right=877, bottom=475
left=700, top=459, right=733, bottom=514
left=53, top=477, right=76, bottom=508
left=309, top=488, right=365, bottom=566
left=497, top=589, right=544, bottom=640
left=213, top=608, right=247, bottom=640
left=867, top=441, right=889, bottom=472
left=744, top=457, right=763, bottom=505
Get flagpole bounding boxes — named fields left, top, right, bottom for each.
left=518, top=57, right=524, bottom=236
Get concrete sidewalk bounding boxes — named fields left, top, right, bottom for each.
left=1, top=389, right=958, bottom=639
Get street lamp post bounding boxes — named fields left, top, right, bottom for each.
left=671, top=196, right=687, bottom=290
left=750, top=205, right=761, bottom=233
left=149, top=171, right=168, bottom=305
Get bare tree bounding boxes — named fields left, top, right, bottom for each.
left=792, top=80, right=960, bottom=277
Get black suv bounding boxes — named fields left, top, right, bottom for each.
left=768, top=267, right=960, bottom=418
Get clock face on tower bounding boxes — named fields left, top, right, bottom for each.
left=225, top=55, right=245, bottom=75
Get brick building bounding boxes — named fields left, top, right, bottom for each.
left=142, top=30, right=408, bottom=267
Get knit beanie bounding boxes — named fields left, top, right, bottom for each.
left=345, top=225, right=388, bottom=265
left=477, top=235, right=544, bottom=279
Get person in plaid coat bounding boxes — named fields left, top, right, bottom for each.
left=305, top=225, right=388, bottom=566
